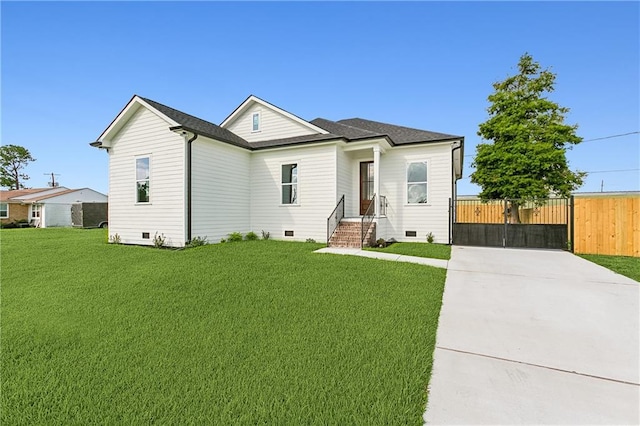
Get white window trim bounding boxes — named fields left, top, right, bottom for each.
left=30, top=204, right=42, bottom=218
left=280, top=161, right=300, bottom=206
left=0, top=202, right=8, bottom=218
left=135, top=155, right=151, bottom=205
left=251, top=111, right=261, bottom=133
left=405, top=159, right=430, bottom=206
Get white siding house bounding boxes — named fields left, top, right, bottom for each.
left=92, top=95, right=464, bottom=247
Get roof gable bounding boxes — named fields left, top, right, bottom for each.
left=94, top=95, right=251, bottom=150
left=97, top=95, right=180, bottom=145
left=220, top=95, right=328, bottom=142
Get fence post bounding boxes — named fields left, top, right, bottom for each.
left=502, top=199, right=508, bottom=248
left=449, top=197, right=453, bottom=245
left=569, top=196, right=575, bottom=253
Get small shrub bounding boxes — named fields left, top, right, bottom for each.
left=153, top=232, right=166, bottom=248
left=245, top=231, right=258, bottom=241
left=109, top=233, right=122, bottom=244
left=220, top=238, right=226, bottom=243
left=376, top=238, right=387, bottom=248
left=228, top=232, right=243, bottom=242
left=306, top=238, right=317, bottom=243
left=261, top=230, right=270, bottom=240
left=426, top=232, right=435, bottom=244
left=186, top=236, right=208, bottom=248
left=0, top=222, right=18, bottom=229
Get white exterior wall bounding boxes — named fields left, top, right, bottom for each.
left=250, top=144, right=336, bottom=242
left=378, top=142, right=453, bottom=244
left=336, top=146, right=352, bottom=213
left=226, top=103, right=317, bottom=143
left=107, top=107, right=186, bottom=247
left=42, top=204, right=72, bottom=227
left=191, top=136, right=251, bottom=242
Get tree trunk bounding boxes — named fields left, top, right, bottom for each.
left=509, top=201, right=521, bottom=224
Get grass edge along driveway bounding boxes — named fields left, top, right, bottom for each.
left=1, top=228, right=446, bottom=425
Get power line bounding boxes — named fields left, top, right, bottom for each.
left=581, top=131, right=639, bottom=143
left=458, top=168, right=639, bottom=180
left=584, top=168, right=639, bottom=174
left=463, top=131, right=639, bottom=158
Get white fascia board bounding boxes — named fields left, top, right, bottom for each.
left=97, top=95, right=180, bottom=145
left=341, top=137, right=391, bottom=153
left=220, top=95, right=329, bottom=134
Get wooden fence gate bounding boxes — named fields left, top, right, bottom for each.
left=451, top=198, right=571, bottom=250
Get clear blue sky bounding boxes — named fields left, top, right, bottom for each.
left=2, top=1, right=638, bottom=196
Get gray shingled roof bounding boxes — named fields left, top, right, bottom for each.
left=136, top=97, right=461, bottom=150
left=336, top=118, right=461, bottom=145
left=140, top=97, right=252, bottom=149
left=309, top=118, right=382, bottom=140
left=250, top=133, right=344, bottom=149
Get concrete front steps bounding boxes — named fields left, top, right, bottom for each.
left=328, top=219, right=376, bottom=248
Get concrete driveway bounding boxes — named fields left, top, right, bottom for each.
left=424, top=246, right=639, bottom=425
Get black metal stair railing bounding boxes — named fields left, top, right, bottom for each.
left=361, top=194, right=376, bottom=248
left=326, top=195, right=345, bottom=245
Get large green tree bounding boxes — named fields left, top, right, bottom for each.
left=471, top=53, right=585, bottom=223
left=0, top=144, right=36, bottom=190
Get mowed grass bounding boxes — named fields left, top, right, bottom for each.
left=1, top=228, right=446, bottom=424
left=579, top=254, right=640, bottom=282
left=367, top=242, right=451, bottom=260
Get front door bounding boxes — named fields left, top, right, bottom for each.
left=360, top=161, right=374, bottom=215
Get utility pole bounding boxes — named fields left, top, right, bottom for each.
left=45, top=172, right=61, bottom=187
left=600, top=180, right=604, bottom=192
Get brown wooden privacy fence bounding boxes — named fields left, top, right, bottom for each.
left=573, top=193, right=639, bottom=257
left=455, top=193, right=639, bottom=257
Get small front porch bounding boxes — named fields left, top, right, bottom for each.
left=326, top=195, right=388, bottom=249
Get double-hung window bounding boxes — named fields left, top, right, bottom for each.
left=281, top=163, right=298, bottom=205
left=407, top=161, right=428, bottom=204
left=136, top=157, right=150, bottom=203
left=0, top=203, right=8, bottom=218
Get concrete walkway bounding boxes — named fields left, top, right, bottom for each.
left=424, top=246, right=639, bottom=424
left=314, top=247, right=448, bottom=269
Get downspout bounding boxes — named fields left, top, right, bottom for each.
left=186, top=133, right=198, bottom=243
left=450, top=139, right=463, bottom=244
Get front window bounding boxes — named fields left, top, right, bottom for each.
left=31, top=204, right=41, bottom=218
left=407, top=161, right=428, bottom=204
left=281, top=163, right=298, bottom=204
left=252, top=112, right=261, bottom=132
left=136, top=157, right=150, bottom=203
left=0, top=203, right=8, bottom=218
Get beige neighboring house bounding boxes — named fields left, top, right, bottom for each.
left=0, top=187, right=107, bottom=227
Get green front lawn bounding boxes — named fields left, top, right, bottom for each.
left=579, top=254, right=640, bottom=282
left=1, top=228, right=446, bottom=424
left=367, top=242, right=451, bottom=260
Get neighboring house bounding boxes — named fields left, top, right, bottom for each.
left=1, top=187, right=107, bottom=227
left=1, top=188, right=51, bottom=225
left=91, top=95, right=464, bottom=248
